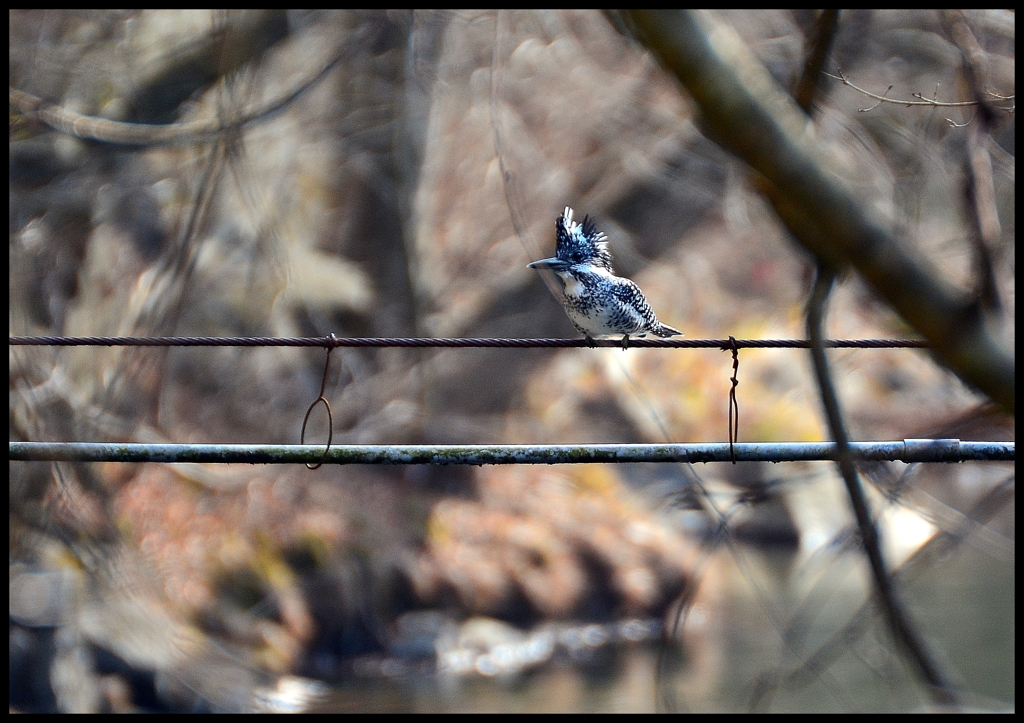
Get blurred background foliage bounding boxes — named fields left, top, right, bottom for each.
left=10, top=10, right=1013, bottom=712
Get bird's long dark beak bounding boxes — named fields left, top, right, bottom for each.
left=528, top=257, right=569, bottom=271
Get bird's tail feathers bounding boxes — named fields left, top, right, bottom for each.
left=652, top=324, right=682, bottom=338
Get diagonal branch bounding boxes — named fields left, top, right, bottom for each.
left=627, top=10, right=1014, bottom=414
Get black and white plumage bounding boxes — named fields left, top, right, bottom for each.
left=529, top=206, right=681, bottom=349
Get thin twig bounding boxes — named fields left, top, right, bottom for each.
left=806, top=268, right=957, bottom=707
left=824, top=68, right=1012, bottom=111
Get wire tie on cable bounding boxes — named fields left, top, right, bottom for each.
left=725, top=336, right=740, bottom=464
left=300, top=334, right=337, bottom=469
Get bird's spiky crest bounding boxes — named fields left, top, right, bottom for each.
left=555, top=206, right=613, bottom=270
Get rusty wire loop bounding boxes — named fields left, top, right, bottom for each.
left=726, top=336, right=740, bottom=464
left=299, top=335, right=337, bottom=470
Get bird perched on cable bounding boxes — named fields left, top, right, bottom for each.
left=529, top=206, right=681, bottom=349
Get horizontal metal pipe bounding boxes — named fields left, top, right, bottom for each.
left=9, top=440, right=1012, bottom=465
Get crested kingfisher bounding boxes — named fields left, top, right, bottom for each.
left=529, top=206, right=681, bottom=349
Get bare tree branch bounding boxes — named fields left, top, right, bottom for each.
left=627, top=9, right=1014, bottom=414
